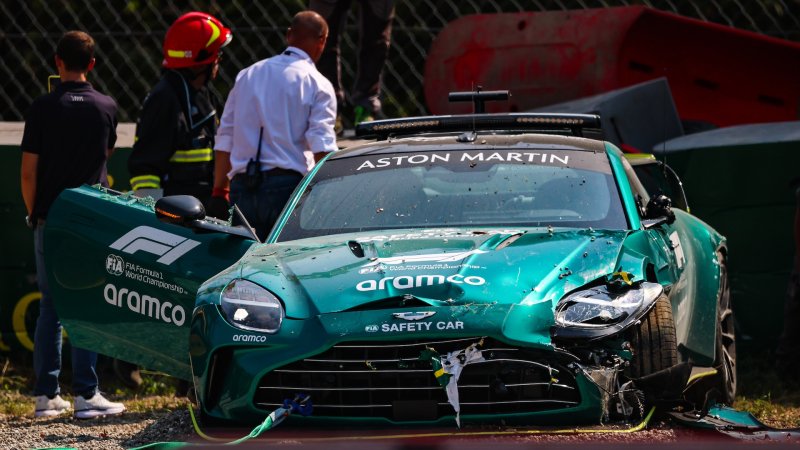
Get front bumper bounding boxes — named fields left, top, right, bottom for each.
left=190, top=302, right=605, bottom=425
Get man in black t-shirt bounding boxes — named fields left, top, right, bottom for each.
left=20, top=30, right=126, bottom=419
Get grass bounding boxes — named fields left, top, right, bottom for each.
left=0, top=354, right=190, bottom=418
left=733, top=348, right=800, bottom=429
left=1, top=349, right=799, bottom=429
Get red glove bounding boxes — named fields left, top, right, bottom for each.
left=207, top=187, right=230, bottom=220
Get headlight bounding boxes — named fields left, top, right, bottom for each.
left=220, top=279, right=284, bottom=333
left=555, top=282, right=663, bottom=328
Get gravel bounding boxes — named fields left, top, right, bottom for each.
left=0, top=409, right=684, bottom=449
left=0, top=409, right=193, bottom=450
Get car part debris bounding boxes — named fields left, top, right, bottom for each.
left=421, top=339, right=486, bottom=427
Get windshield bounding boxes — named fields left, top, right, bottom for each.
left=277, top=149, right=627, bottom=241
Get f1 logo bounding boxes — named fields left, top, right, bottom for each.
left=109, top=226, right=200, bottom=265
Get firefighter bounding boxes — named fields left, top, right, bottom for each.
left=120, top=12, right=231, bottom=390
left=128, top=12, right=232, bottom=210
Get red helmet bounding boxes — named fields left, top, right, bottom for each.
left=162, top=12, right=232, bottom=69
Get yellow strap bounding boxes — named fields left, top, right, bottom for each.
left=189, top=406, right=230, bottom=442
left=170, top=148, right=213, bottom=163
left=130, top=174, right=161, bottom=190
left=434, top=368, right=445, bottom=378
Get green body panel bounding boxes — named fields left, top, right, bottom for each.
left=231, top=228, right=630, bottom=315
left=663, top=139, right=798, bottom=347
left=668, top=210, right=725, bottom=364
left=42, top=139, right=726, bottom=425
left=45, top=186, right=254, bottom=379
left=0, top=140, right=131, bottom=353
left=605, top=143, right=642, bottom=230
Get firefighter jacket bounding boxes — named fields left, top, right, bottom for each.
left=128, top=70, right=217, bottom=204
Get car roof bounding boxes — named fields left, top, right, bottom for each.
left=332, top=130, right=607, bottom=160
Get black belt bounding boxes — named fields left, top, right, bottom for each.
left=233, top=167, right=302, bottom=181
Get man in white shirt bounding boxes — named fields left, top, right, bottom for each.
left=211, top=11, right=337, bottom=240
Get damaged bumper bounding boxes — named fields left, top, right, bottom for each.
left=190, top=301, right=641, bottom=425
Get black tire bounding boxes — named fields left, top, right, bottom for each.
left=628, top=294, right=679, bottom=377
left=715, top=254, right=737, bottom=404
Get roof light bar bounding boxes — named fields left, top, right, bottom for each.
left=355, top=113, right=602, bottom=140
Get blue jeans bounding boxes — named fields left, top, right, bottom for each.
left=230, top=171, right=303, bottom=241
left=33, top=224, right=98, bottom=398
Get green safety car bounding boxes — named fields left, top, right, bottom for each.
left=46, top=92, right=735, bottom=426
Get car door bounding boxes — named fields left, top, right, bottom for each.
left=622, top=157, right=721, bottom=362
left=45, top=186, right=254, bottom=380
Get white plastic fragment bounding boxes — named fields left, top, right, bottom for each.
left=440, top=341, right=485, bottom=427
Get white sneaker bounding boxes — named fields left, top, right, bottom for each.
left=34, top=394, right=71, bottom=417
left=73, top=392, right=125, bottom=419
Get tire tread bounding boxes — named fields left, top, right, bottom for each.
left=629, top=295, right=678, bottom=377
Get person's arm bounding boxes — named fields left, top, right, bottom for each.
left=20, top=100, right=42, bottom=219
left=107, top=103, right=118, bottom=159
left=128, top=89, right=177, bottom=193
left=305, top=78, right=338, bottom=164
left=213, top=150, right=232, bottom=191
left=206, top=150, right=233, bottom=220
left=207, top=81, right=239, bottom=220
left=212, top=77, right=238, bottom=193
left=213, top=74, right=238, bottom=161
left=20, top=152, right=38, bottom=217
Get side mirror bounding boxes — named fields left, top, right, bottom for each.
left=154, top=196, right=260, bottom=242
left=643, top=194, right=675, bottom=228
left=155, top=195, right=206, bottom=224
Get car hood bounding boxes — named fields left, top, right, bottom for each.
left=238, top=228, right=636, bottom=317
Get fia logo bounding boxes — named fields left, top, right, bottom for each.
left=109, top=226, right=200, bottom=265
left=106, top=254, right=125, bottom=276
left=364, top=324, right=379, bottom=333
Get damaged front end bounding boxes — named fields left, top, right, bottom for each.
left=196, top=254, right=689, bottom=426
left=195, top=297, right=609, bottom=426
left=253, top=336, right=596, bottom=426
left=551, top=275, right=691, bottom=424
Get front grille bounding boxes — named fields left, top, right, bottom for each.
left=253, top=337, right=581, bottom=420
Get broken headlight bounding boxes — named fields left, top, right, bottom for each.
left=555, top=282, right=663, bottom=328
left=220, top=279, right=284, bottom=333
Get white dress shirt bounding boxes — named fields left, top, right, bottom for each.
left=214, top=46, right=337, bottom=178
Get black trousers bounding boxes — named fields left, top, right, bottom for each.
left=309, top=0, right=395, bottom=114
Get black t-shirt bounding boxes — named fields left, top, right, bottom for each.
left=21, top=81, right=118, bottom=221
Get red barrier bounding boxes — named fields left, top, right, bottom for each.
left=424, top=7, right=800, bottom=127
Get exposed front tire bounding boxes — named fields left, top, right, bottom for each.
left=629, top=294, right=678, bottom=377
